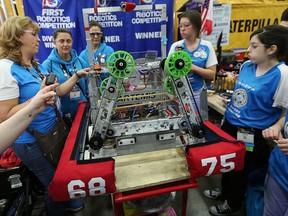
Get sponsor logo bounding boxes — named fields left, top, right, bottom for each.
left=42, top=0, right=63, bottom=8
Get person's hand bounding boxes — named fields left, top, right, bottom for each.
left=27, top=83, right=59, bottom=114
left=276, top=139, right=288, bottom=155
left=262, top=124, right=282, bottom=140
left=76, top=68, right=90, bottom=78
left=40, top=76, right=47, bottom=89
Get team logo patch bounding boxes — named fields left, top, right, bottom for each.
left=194, top=49, right=207, bottom=59
left=232, top=88, right=247, bottom=107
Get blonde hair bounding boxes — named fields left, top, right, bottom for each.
left=0, top=16, right=39, bottom=67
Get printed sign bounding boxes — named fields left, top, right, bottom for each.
left=201, top=4, right=231, bottom=47
left=23, top=0, right=174, bottom=63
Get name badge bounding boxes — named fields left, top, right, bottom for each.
left=70, top=90, right=80, bottom=99
left=237, top=128, right=254, bottom=152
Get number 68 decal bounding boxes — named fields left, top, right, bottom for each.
left=68, top=177, right=106, bottom=199
left=201, top=153, right=236, bottom=176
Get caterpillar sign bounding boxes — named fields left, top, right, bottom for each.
left=174, top=0, right=288, bottom=50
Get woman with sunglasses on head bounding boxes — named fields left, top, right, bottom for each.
left=168, top=10, right=217, bottom=115
left=42, top=28, right=90, bottom=127
left=0, top=16, right=88, bottom=215
left=80, top=21, right=114, bottom=67
left=79, top=21, right=114, bottom=81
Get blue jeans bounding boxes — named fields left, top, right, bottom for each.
left=264, top=174, right=288, bottom=216
left=12, top=142, right=66, bottom=216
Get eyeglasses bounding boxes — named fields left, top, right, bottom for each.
left=179, top=23, right=191, bottom=29
left=90, top=32, right=103, bottom=38
left=22, top=30, right=38, bottom=37
left=56, top=39, right=73, bottom=44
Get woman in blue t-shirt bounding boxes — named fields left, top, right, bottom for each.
left=168, top=10, right=217, bottom=117
left=0, top=84, right=58, bottom=154
left=0, top=16, right=88, bottom=215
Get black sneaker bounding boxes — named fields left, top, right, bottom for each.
left=204, top=188, right=223, bottom=200
left=209, top=200, right=241, bottom=216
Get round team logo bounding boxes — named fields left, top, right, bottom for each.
left=194, top=50, right=207, bottom=59
left=232, top=88, right=247, bottom=107
left=194, top=51, right=201, bottom=58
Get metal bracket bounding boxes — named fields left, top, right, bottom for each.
left=8, top=174, right=22, bottom=189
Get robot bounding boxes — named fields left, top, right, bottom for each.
left=79, top=50, right=206, bottom=160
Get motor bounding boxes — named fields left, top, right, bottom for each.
left=120, top=1, right=136, bottom=12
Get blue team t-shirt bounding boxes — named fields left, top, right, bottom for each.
left=225, top=61, right=288, bottom=130
left=0, top=59, right=56, bottom=144
left=168, top=39, right=217, bottom=91
left=269, top=108, right=288, bottom=192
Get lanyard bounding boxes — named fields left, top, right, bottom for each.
left=59, top=63, right=76, bottom=79
left=59, top=63, right=87, bottom=99
left=26, top=67, right=45, bottom=83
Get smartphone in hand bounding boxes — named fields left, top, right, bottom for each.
left=46, top=73, right=56, bottom=86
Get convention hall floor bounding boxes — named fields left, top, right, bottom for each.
left=31, top=175, right=245, bottom=216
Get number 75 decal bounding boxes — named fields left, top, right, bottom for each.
left=201, top=153, right=236, bottom=176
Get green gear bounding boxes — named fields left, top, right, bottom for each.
left=164, top=76, right=174, bottom=94
left=100, top=77, right=123, bottom=96
left=107, top=51, right=135, bottom=79
left=164, top=51, right=192, bottom=78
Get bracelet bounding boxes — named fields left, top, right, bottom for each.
left=75, top=72, right=81, bottom=79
